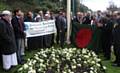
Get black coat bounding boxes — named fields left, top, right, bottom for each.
left=57, top=15, right=67, bottom=32
left=73, top=16, right=82, bottom=24
left=11, top=16, right=25, bottom=39
left=113, top=18, right=120, bottom=44
left=82, top=16, right=91, bottom=24
left=0, top=18, right=17, bottom=55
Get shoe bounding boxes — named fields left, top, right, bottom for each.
left=112, top=63, right=120, bottom=67
left=112, top=60, right=117, bottom=64
left=104, top=58, right=110, bottom=60
left=18, top=60, right=26, bottom=65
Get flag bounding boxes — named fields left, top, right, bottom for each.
left=71, top=22, right=102, bottom=51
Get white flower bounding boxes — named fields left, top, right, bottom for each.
left=103, top=66, right=107, bottom=70
left=40, top=63, right=44, bottom=67
left=67, top=57, right=70, bottom=60
left=68, top=69, right=74, bottom=73
left=82, top=49, right=87, bottom=54
left=38, top=68, right=41, bottom=72
left=28, top=58, right=30, bottom=61
left=96, top=59, right=101, bottom=62
left=72, top=65, right=76, bottom=69
left=51, top=54, right=55, bottom=57
left=90, top=67, right=94, bottom=70
left=96, top=63, right=101, bottom=67
left=84, top=55, right=89, bottom=58
left=88, top=53, right=91, bottom=56
left=23, top=64, right=29, bottom=69
left=37, top=52, right=41, bottom=55
left=29, top=67, right=33, bottom=70
left=91, top=61, right=95, bottom=64
left=34, top=56, right=39, bottom=60
left=39, top=59, right=44, bottom=63
left=90, top=70, right=94, bottom=73
left=55, top=59, right=59, bottom=63
left=77, top=64, right=81, bottom=67
left=63, top=71, right=67, bottom=73
left=33, top=60, right=37, bottom=64
left=72, top=59, right=76, bottom=63
left=73, top=48, right=76, bottom=50
left=92, top=52, right=96, bottom=57
left=87, top=60, right=91, bottom=63
left=28, top=69, right=36, bottom=73
left=78, top=58, right=81, bottom=61
left=18, top=67, right=23, bottom=71
left=57, top=64, right=60, bottom=69
left=42, top=54, right=47, bottom=57
left=35, top=54, right=38, bottom=57
left=51, top=46, right=54, bottom=48
left=28, top=61, right=32, bottom=66
left=66, top=53, right=69, bottom=57
left=84, top=61, right=87, bottom=64
left=68, top=49, right=72, bottom=53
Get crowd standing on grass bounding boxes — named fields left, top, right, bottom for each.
left=0, top=8, right=120, bottom=71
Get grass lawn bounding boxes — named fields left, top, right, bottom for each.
left=0, top=46, right=120, bottom=73
left=102, top=48, right=120, bottom=73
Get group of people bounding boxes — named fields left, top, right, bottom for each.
left=0, top=9, right=67, bottom=71
left=72, top=11, right=120, bottom=67
left=0, top=8, right=120, bottom=71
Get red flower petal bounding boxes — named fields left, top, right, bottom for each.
left=75, top=28, right=93, bottom=48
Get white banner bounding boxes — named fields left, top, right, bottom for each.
left=24, top=20, right=56, bottom=37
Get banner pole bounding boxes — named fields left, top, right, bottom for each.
left=66, top=0, right=71, bottom=44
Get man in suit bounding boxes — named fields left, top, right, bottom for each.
left=73, top=12, right=83, bottom=24
left=82, top=12, right=91, bottom=24
left=56, top=11, right=67, bottom=48
left=112, top=12, right=120, bottom=67
left=102, top=14, right=113, bottom=60
left=0, top=10, right=18, bottom=70
left=11, top=9, right=25, bottom=64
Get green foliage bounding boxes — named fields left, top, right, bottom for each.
left=80, top=4, right=91, bottom=12
left=0, top=0, right=91, bottom=14
left=0, top=3, right=9, bottom=11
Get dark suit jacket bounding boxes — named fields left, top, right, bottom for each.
left=0, top=18, right=17, bottom=55
left=11, top=16, right=25, bottom=39
left=57, top=15, right=67, bottom=32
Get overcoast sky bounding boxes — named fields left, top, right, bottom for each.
left=82, top=0, right=120, bottom=11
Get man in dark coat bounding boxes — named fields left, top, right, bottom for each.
left=11, top=9, right=25, bottom=64
left=73, top=12, right=83, bottom=24
left=82, top=12, right=91, bottom=24
left=0, top=10, right=18, bottom=70
left=112, top=12, right=120, bottom=67
left=102, top=14, right=113, bottom=60
left=56, top=11, right=67, bottom=48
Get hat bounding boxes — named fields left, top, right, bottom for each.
left=2, top=10, right=11, bottom=15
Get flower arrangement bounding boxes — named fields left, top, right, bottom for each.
left=18, top=47, right=106, bottom=73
